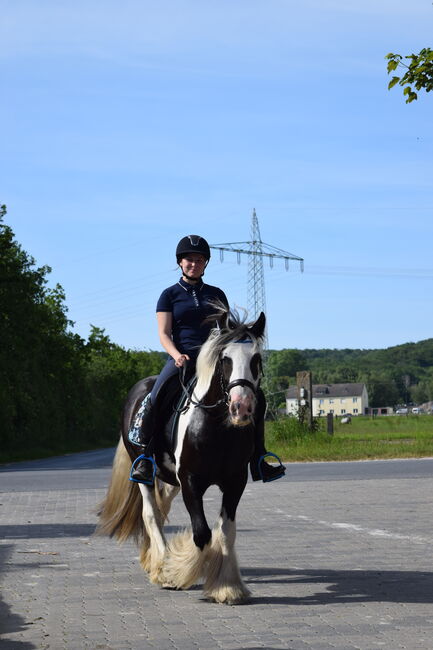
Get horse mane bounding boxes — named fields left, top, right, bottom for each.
left=194, top=303, right=264, bottom=398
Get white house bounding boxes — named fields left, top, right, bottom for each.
left=286, top=382, right=369, bottom=417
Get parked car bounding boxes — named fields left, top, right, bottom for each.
left=395, top=408, right=408, bottom=415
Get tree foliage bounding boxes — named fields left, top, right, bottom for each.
left=386, top=48, right=433, bottom=103
left=265, top=340, right=433, bottom=408
left=0, top=207, right=164, bottom=461
left=266, top=348, right=305, bottom=378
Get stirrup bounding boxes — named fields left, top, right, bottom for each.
left=257, top=452, right=285, bottom=483
left=129, top=454, right=157, bottom=485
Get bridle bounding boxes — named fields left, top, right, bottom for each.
left=178, top=353, right=261, bottom=412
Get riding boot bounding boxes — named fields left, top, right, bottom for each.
left=129, top=397, right=156, bottom=485
left=250, top=391, right=286, bottom=483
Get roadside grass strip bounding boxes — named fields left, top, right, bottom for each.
left=266, top=414, right=433, bottom=462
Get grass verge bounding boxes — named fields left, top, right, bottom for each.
left=265, top=414, right=433, bottom=462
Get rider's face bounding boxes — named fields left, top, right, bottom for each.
left=179, top=254, right=206, bottom=280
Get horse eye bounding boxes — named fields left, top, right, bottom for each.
left=250, top=353, right=261, bottom=380
left=221, top=356, right=233, bottom=377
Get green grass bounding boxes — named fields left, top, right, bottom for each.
left=265, top=414, right=433, bottom=462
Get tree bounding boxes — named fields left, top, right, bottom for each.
left=266, top=349, right=306, bottom=378
left=0, top=205, right=87, bottom=452
left=0, top=206, right=168, bottom=461
left=367, top=378, right=401, bottom=408
left=386, top=48, right=433, bottom=103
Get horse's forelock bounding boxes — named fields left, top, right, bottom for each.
left=195, top=310, right=263, bottom=397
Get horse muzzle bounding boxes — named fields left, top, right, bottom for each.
left=227, top=380, right=256, bottom=426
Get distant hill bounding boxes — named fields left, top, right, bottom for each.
left=266, top=339, right=433, bottom=408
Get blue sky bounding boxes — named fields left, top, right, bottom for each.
left=2, top=0, right=433, bottom=352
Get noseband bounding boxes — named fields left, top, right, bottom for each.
left=225, top=378, right=257, bottom=396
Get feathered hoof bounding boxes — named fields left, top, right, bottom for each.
left=160, top=530, right=206, bottom=590
left=139, top=546, right=167, bottom=585
left=160, top=578, right=183, bottom=590
left=148, top=560, right=169, bottom=586
left=204, top=583, right=251, bottom=605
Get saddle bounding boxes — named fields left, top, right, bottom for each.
left=155, top=373, right=197, bottom=452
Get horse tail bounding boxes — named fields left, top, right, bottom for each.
left=95, top=437, right=144, bottom=544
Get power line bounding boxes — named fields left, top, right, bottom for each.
left=210, top=209, right=304, bottom=347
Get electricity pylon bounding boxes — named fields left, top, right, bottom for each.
left=210, top=209, right=304, bottom=348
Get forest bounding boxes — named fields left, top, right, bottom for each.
left=265, top=339, right=433, bottom=411
left=2, top=205, right=433, bottom=460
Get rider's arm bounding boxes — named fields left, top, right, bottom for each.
left=156, top=311, right=190, bottom=367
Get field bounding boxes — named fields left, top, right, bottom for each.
left=265, top=414, right=433, bottom=462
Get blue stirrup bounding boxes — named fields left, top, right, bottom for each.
left=129, top=454, right=157, bottom=485
left=257, top=452, right=285, bottom=482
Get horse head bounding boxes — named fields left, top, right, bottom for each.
left=196, top=306, right=266, bottom=426
left=219, top=311, right=266, bottom=427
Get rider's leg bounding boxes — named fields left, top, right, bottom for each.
left=250, top=388, right=286, bottom=482
left=129, top=359, right=179, bottom=484
left=129, top=394, right=156, bottom=483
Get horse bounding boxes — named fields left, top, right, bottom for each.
left=96, top=307, right=266, bottom=604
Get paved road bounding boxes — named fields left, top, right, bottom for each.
left=1, top=451, right=433, bottom=649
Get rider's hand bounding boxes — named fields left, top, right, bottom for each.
left=175, top=353, right=190, bottom=368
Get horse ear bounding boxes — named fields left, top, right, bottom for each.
left=220, top=308, right=238, bottom=331
left=214, top=308, right=231, bottom=331
left=220, top=311, right=230, bottom=330
left=249, top=312, right=266, bottom=339
left=227, top=314, right=238, bottom=330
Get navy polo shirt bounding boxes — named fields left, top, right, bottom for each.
left=156, top=277, right=229, bottom=356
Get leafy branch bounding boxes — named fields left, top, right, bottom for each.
left=386, top=48, right=433, bottom=103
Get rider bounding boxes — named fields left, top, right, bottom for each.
left=129, top=234, right=286, bottom=485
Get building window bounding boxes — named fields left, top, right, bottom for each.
left=353, top=397, right=358, bottom=403
left=353, top=408, right=358, bottom=414
left=340, top=399, right=345, bottom=404
left=329, top=399, right=334, bottom=404
left=341, top=409, right=346, bottom=414
left=319, top=398, right=324, bottom=404
left=330, top=409, right=334, bottom=414
left=319, top=409, right=324, bottom=415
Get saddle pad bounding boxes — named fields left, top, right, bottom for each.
left=170, top=375, right=197, bottom=451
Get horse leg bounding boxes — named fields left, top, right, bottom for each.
left=155, top=481, right=180, bottom=523
left=161, top=476, right=211, bottom=590
left=203, top=472, right=251, bottom=605
left=138, top=483, right=169, bottom=585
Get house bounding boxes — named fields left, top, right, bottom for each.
left=367, top=406, right=394, bottom=416
left=286, top=382, right=369, bottom=417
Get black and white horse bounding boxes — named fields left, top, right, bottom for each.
left=97, top=307, right=265, bottom=604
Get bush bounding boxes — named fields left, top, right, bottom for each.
left=266, top=415, right=324, bottom=445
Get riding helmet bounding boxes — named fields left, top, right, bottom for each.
left=176, top=235, right=211, bottom=262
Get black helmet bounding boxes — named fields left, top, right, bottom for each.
left=176, top=235, right=211, bottom=262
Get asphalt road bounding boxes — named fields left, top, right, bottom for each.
left=1, top=450, right=433, bottom=649
left=2, top=448, right=433, bottom=491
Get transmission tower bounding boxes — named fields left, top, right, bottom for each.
left=210, top=209, right=304, bottom=348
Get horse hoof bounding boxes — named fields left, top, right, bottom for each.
left=204, top=584, right=251, bottom=605
left=159, top=572, right=182, bottom=590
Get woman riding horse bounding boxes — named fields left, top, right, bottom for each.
left=128, top=234, right=285, bottom=485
